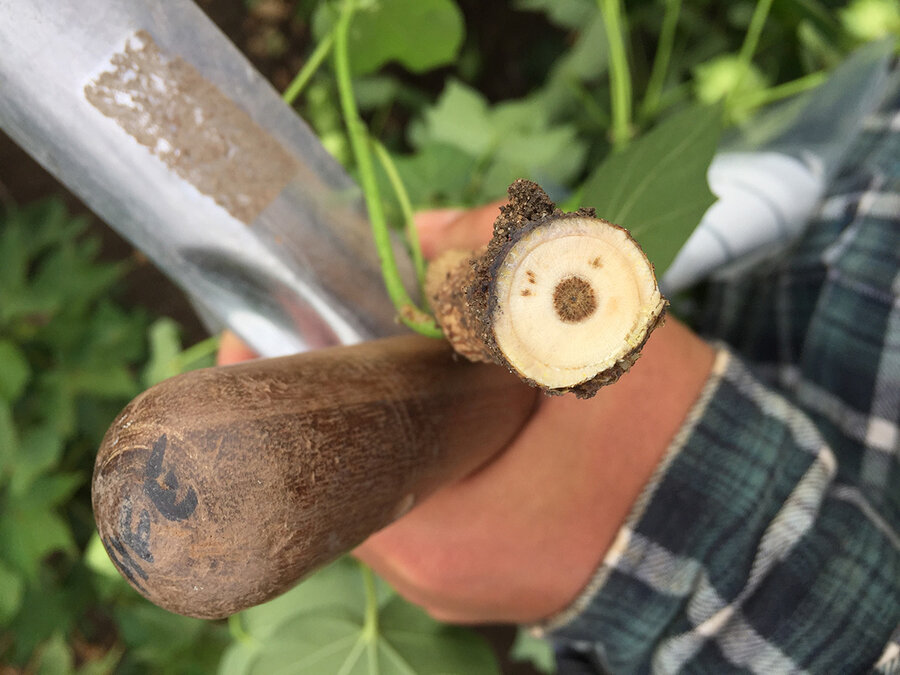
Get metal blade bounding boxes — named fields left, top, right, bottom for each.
left=0, top=0, right=410, bottom=356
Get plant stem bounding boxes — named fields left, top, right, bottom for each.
left=333, top=0, right=442, bottom=338
left=738, top=70, right=828, bottom=110
left=598, top=0, right=633, bottom=150
left=283, top=29, right=336, bottom=105
left=568, top=79, right=611, bottom=128
left=735, top=70, right=828, bottom=111
left=371, top=138, right=428, bottom=297
left=228, top=613, right=254, bottom=646
left=727, top=0, right=775, bottom=111
left=360, top=562, right=379, bottom=672
left=174, top=334, right=220, bottom=372
left=640, top=0, right=682, bottom=121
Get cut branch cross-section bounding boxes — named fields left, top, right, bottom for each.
left=426, top=180, right=667, bottom=398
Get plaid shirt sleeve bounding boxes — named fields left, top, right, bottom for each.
left=538, top=75, right=900, bottom=674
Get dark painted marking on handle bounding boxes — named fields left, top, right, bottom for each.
left=118, top=496, right=154, bottom=563
left=143, top=434, right=198, bottom=522
left=104, top=535, right=148, bottom=591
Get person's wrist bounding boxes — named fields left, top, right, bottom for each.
left=540, top=318, right=715, bottom=614
left=552, top=317, right=715, bottom=613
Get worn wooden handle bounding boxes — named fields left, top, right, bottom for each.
left=92, top=334, right=536, bottom=619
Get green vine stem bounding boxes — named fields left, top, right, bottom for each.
left=227, top=613, right=254, bottom=646
left=372, top=138, right=428, bottom=298
left=333, top=0, right=442, bottom=338
left=173, top=334, right=220, bottom=373
left=598, top=0, right=634, bottom=150
left=727, top=0, right=775, bottom=112
left=283, top=29, right=336, bottom=105
left=735, top=70, right=828, bottom=112
left=360, top=562, right=380, bottom=672
left=640, top=0, right=682, bottom=122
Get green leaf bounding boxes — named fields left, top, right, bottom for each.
left=18, top=472, right=84, bottom=511
left=579, top=104, right=722, bottom=275
left=36, top=632, right=75, bottom=675
left=239, top=557, right=365, bottom=641
left=222, top=560, right=498, bottom=674
left=412, top=80, right=495, bottom=157
left=0, top=504, right=76, bottom=581
left=65, top=366, right=138, bottom=399
left=83, top=531, right=122, bottom=581
left=0, top=559, right=24, bottom=624
left=0, top=400, right=19, bottom=481
left=5, top=583, right=80, bottom=665
left=115, top=603, right=228, bottom=673
left=142, top=318, right=183, bottom=387
left=510, top=627, right=557, bottom=674
left=409, top=80, right=589, bottom=203
left=0, top=209, right=27, bottom=291
left=316, top=0, right=465, bottom=76
left=141, top=320, right=218, bottom=388
left=377, top=596, right=499, bottom=673
left=392, top=142, right=480, bottom=208
left=0, top=340, right=31, bottom=402
left=33, top=375, right=78, bottom=439
left=8, top=427, right=64, bottom=497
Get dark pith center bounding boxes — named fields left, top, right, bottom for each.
left=553, top=276, right=597, bottom=323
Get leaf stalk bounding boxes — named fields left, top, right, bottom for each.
left=333, top=0, right=442, bottom=338
left=598, top=0, right=634, bottom=150
left=640, top=0, right=682, bottom=121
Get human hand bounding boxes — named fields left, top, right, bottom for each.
left=218, top=202, right=715, bottom=625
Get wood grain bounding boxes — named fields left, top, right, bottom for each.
left=92, top=335, right=536, bottom=618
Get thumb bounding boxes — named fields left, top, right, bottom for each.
left=416, top=200, right=504, bottom=260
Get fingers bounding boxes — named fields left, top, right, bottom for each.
left=416, top=200, right=504, bottom=260
left=216, top=330, right=258, bottom=365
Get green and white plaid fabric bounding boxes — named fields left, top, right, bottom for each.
left=543, top=77, right=900, bottom=674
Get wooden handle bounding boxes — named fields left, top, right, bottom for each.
left=92, top=335, right=536, bottom=619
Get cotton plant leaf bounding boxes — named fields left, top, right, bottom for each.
left=115, top=603, right=228, bottom=673
left=84, top=532, right=123, bottom=581
left=221, top=559, right=499, bottom=674
left=315, top=0, right=464, bottom=76
left=17, top=472, right=83, bottom=511
left=0, top=559, right=24, bottom=624
left=0, top=400, right=19, bottom=480
left=377, top=597, right=499, bottom=673
left=408, top=80, right=589, bottom=203
left=8, top=427, right=64, bottom=498
left=411, top=80, right=495, bottom=157
left=0, top=340, right=30, bottom=402
left=0, top=504, right=76, bottom=581
left=391, top=142, right=480, bottom=207
left=238, top=557, right=367, bottom=640
left=579, top=104, right=723, bottom=275
left=35, top=632, right=75, bottom=675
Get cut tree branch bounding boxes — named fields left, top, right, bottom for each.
left=426, top=180, right=667, bottom=398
